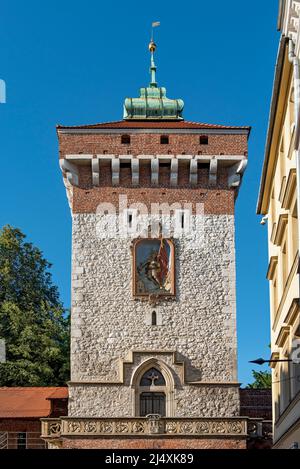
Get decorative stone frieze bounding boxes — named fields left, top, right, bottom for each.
left=41, top=416, right=248, bottom=438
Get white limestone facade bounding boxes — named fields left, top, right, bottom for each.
left=68, top=212, right=240, bottom=418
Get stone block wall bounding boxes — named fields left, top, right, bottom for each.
left=69, top=212, right=239, bottom=418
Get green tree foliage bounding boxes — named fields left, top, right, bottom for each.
left=247, top=370, right=272, bottom=389
left=0, top=225, right=70, bottom=386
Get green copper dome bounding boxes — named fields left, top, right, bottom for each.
left=123, top=41, right=184, bottom=120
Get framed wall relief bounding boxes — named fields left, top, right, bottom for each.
left=132, top=238, right=175, bottom=298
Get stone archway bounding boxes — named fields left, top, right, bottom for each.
left=131, top=358, right=175, bottom=417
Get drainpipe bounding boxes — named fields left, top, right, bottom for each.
left=288, top=38, right=300, bottom=275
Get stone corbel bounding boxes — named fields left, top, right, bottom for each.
left=59, top=159, right=79, bottom=186
left=209, top=158, right=218, bottom=186
left=189, top=159, right=198, bottom=185
left=151, top=158, right=159, bottom=185
left=170, top=158, right=178, bottom=186
left=60, top=174, right=73, bottom=209
left=92, top=158, right=100, bottom=186
left=111, top=157, right=120, bottom=186
left=228, top=159, right=248, bottom=188
left=131, top=158, right=139, bottom=186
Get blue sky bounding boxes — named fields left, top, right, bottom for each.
left=0, top=0, right=279, bottom=385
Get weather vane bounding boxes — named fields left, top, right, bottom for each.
left=151, top=21, right=160, bottom=43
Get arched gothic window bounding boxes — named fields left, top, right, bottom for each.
left=138, top=367, right=166, bottom=416
left=140, top=367, right=166, bottom=386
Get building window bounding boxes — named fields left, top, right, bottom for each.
left=151, top=311, right=157, bottom=325
left=289, top=87, right=295, bottom=135
left=133, top=361, right=174, bottom=417
left=140, top=392, right=166, bottom=416
left=197, top=162, right=210, bottom=169
left=274, top=369, right=280, bottom=421
left=273, top=275, right=278, bottom=318
left=278, top=137, right=285, bottom=180
left=159, top=161, right=171, bottom=168
left=181, top=212, right=184, bottom=229
left=270, top=188, right=275, bottom=226
left=291, top=201, right=298, bottom=260
left=17, top=432, right=26, bottom=449
left=139, top=367, right=166, bottom=416
left=120, top=162, right=131, bottom=168
left=281, top=235, right=288, bottom=291
left=175, top=209, right=190, bottom=232
left=200, top=135, right=208, bottom=145
left=160, top=135, right=169, bottom=144
left=280, top=357, right=291, bottom=413
left=124, top=209, right=137, bottom=230
left=121, top=134, right=131, bottom=144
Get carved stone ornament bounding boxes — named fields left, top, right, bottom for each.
left=42, top=417, right=248, bottom=438
left=49, top=422, right=61, bottom=435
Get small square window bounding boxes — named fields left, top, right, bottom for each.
left=121, top=135, right=131, bottom=144
left=200, top=135, right=208, bottom=145
left=160, top=135, right=169, bottom=144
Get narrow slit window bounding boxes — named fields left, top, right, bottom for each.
left=181, top=212, right=185, bottom=229
left=152, top=311, right=157, bottom=325
left=128, top=213, right=133, bottom=228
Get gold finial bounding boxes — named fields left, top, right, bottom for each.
left=149, top=40, right=156, bottom=53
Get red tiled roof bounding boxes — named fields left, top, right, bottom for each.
left=46, top=388, right=68, bottom=400
left=57, top=120, right=250, bottom=131
left=0, top=387, right=68, bottom=418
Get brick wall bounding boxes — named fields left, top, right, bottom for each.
left=0, top=419, right=42, bottom=449
left=72, top=184, right=235, bottom=215
left=59, top=130, right=247, bottom=215
left=61, top=437, right=246, bottom=449
left=58, top=132, right=248, bottom=158
left=240, top=389, right=272, bottom=420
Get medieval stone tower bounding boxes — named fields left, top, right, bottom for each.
left=44, top=40, right=251, bottom=449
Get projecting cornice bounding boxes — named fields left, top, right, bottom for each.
left=257, top=36, right=290, bottom=214
left=59, top=154, right=247, bottom=209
